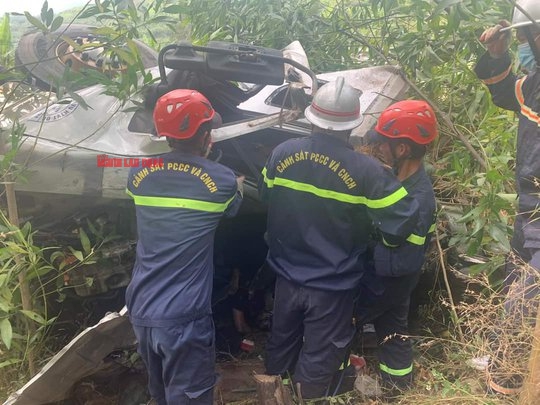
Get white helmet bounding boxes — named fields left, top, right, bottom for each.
left=304, top=76, right=363, bottom=131
left=506, top=0, right=540, bottom=30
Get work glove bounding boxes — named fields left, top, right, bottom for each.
left=479, top=20, right=512, bottom=59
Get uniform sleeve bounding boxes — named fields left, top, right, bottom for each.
left=474, top=51, right=520, bottom=112
left=401, top=207, right=437, bottom=248
left=373, top=242, right=425, bottom=277
left=224, top=180, right=243, bottom=218
left=374, top=211, right=437, bottom=277
left=362, top=162, right=420, bottom=244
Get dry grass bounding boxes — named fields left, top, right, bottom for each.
left=343, top=253, right=537, bottom=405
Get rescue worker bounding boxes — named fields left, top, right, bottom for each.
left=125, top=89, right=243, bottom=405
left=259, top=77, right=420, bottom=399
left=475, top=0, right=540, bottom=395
left=356, top=100, right=438, bottom=392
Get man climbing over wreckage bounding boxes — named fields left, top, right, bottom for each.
left=258, top=77, right=420, bottom=400
left=356, top=100, right=438, bottom=394
left=125, top=89, right=243, bottom=405
left=475, top=0, right=540, bottom=395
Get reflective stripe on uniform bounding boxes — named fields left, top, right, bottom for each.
left=262, top=167, right=275, bottom=187
left=380, top=362, right=413, bottom=377
left=405, top=221, right=437, bottom=246
left=382, top=236, right=399, bottom=248
left=126, top=189, right=235, bottom=212
left=515, top=77, right=540, bottom=125
left=262, top=168, right=408, bottom=208
left=406, top=233, right=425, bottom=246
left=339, top=357, right=351, bottom=370
left=481, top=64, right=512, bottom=85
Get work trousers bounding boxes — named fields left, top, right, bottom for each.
left=265, top=276, right=356, bottom=399
left=356, top=271, right=420, bottom=389
left=132, top=315, right=216, bottom=405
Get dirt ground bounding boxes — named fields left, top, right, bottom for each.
left=213, top=329, right=378, bottom=405
left=215, top=357, right=264, bottom=404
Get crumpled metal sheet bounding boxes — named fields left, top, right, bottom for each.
left=3, top=309, right=135, bottom=405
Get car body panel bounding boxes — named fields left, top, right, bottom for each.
left=239, top=65, right=407, bottom=140
left=12, top=65, right=407, bottom=201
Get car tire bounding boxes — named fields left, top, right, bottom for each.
left=15, top=24, right=158, bottom=91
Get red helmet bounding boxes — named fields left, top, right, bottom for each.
left=374, top=100, right=438, bottom=145
left=153, top=89, right=216, bottom=140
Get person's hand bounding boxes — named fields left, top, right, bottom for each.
left=479, top=20, right=512, bottom=58
left=236, top=175, right=245, bottom=196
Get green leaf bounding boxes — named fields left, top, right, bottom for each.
left=0, top=318, right=12, bottom=349
left=68, top=247, right=84, bottom=262
left=163, top=5, right=188, bottom=14
left=93, top=26, right=118, bottom=37
left=489, top=224, right=511, bottom=252
left=58, top=260, right=68, bottom=271
left=49, top=251, right=65, bottom=265
left=79, top=228, right=91, bottom=255
left=497, top=193, right=518, bottom=205
left=467, top=262, right=492, bottom=276
left=0, top=288, right=13, bottom=304
left=67, top=92, right=92, bottom=111
left=85, top=219, right=100, bottom=238
left=45, top=8, right=54, bottom=27
left=24, top=12, right=48, bottom=32
left=20, top=221, right=32, bottom=238
left=50, top=16, right=64, bottom=32
left=0, top=358, right=21, bottom=368
left=26, top=264, right=55, bottom=281
left=19, top=310, right=47, bottom=325
left=40, top=1, right=49, bottom=22
left=45, top=316, right=58, bottom=326
left=4, top=242, right=26, bottom=254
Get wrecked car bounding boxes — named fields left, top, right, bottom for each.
left=1, top=25, right=409, bottom=404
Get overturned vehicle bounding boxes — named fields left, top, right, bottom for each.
left=2, top=26, right=409, bottom=404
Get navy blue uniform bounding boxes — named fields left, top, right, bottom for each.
left=356, top=165, right=436, bottom=389
left=259, top=132, right=419, bottom=398
left=475, top=51, right=540, bottom=391
left=126, top=150, right=241, bottom=405
left=475, top=52, right=540, bottom=260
